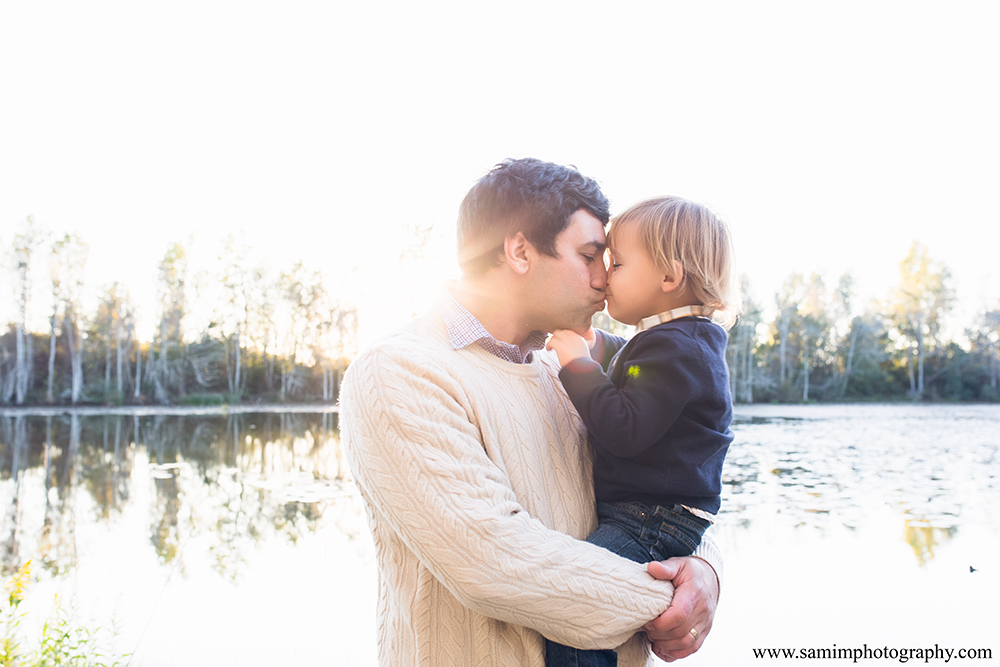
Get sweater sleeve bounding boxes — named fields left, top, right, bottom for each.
left=560, top=331, right=701, bottom=459
left=340, top=344, right=676, bottom=650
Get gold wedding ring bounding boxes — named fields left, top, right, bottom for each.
left=689, top=627, right=699, bottom=641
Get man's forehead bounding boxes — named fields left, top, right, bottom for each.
left=560, top=209, right=607, bottom=247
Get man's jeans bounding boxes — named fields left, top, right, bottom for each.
left=544, top=502, right=710, bottom=667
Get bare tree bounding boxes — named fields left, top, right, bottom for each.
left=46, top=235, right=66, bottom=403
left=798, top=274, right=831, bottom=402
left=94, top=283, right=134, bottom=403
left=0, top=343, right=14, bottom=404
left=311, top=278, right=359, bottom=403
left=277, top=262, right=324, bottom=400
left=311, top=281, right=337, bottom=402
left=331, top=303, right=359, bottom=402
left=774, top=274, right=805, bottom=396
left=727, top=275, right=760, bottom=404
left=831, top=273, right=857, bottom=396
left=968, top=308, right=1000, bottom=397
left=50, top=233, right=89, bottom=404
left=889, top=241, right=955, bottom=399
left=218, top=234, right=253, bottom=401
left=154, top=243, right=188, bottom=403
left=249, top=262, right=278, bottom=394
left=134, top=325, right=144, bottom=401
left=9, top=218, right=43, bottom=404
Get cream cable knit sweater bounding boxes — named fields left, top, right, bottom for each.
left=341, top=307, right=723, bottom=667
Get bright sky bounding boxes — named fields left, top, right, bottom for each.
left=2, top=1, right=998, bottom=349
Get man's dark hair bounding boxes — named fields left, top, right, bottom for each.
left=456, top=158, right=610, bottom=274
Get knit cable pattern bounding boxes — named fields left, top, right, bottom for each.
left=342, top=311, right=720, bottom=667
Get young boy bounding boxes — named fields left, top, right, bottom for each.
left=544, top=196, right=741, bottom=667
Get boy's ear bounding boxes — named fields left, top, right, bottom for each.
left=504, top=232, right=532, bottom=275
left=661, top=260, right=685, bottom=293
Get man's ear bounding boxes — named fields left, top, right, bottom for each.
left=504, top=232, right=532, bottom=275
left=661, top=260, right=685, bottom=293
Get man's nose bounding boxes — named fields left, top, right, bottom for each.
left=591, top=264, right=608, bottom=290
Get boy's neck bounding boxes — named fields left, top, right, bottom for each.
left=642, top=284, right=701, bottom=321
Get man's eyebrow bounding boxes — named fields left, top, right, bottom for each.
left=579, top=240, right=607, bottom=253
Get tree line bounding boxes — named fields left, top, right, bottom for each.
left=3, top=217, right=998, bottom=406
left=1, top=218, right=359, bottom=406
left=724, top=241, right=999, bottom=403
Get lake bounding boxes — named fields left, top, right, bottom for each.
left=0, top=404, right=997, bottom=666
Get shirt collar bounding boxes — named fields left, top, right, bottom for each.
left=635, top=305, right=715, bottom=333
left=439, top=291, right=548, bottom=364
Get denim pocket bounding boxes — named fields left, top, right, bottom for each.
left=650, top=510, right=708, bottom=560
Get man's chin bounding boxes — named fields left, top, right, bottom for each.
left=545, top=306, right=602, bottom=335
left=570, top=313, right=601, bottom=336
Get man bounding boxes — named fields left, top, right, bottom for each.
left=341, top=158, right=721, bottom=666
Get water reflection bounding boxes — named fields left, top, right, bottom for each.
left=904, top=520, right=957, bottom=566
left=1, top=406, right=997, bottom=666
left=0, top=411, right=351, bottom=581
left=725, top=404, right=1000, bottom=565
left=2, top=405, right=998, bottom=584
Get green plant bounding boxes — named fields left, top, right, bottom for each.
left=0, top=561, right=132, bottom=667
left=1, top=560, right=32, bottom=667
left=35, top=594, right=130, bottom=667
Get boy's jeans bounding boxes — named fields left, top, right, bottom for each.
left=544, top=502, right=710, bottom=667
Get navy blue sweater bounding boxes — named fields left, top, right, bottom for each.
left=559, top=319, right=733, bottom=514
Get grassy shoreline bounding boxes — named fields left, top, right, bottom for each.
left=0, top=403, right=339, bottom=417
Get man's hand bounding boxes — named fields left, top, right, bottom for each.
left=644, top=557, right=720, bottom=662
left=546, top=330, right=591, bottom=368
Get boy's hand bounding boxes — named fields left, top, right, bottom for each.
left=546, top=330, right=591, bottom=368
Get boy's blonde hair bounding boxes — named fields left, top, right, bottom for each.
left=608, top=196, right=742, bottom=329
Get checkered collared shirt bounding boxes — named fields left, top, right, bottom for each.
left=440, top=292, right=549, bottom=364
